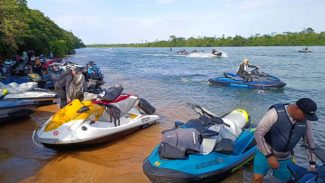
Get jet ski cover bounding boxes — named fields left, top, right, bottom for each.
left=159, top=128, right=201, bottom=159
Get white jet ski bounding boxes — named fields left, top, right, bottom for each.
left=32, top=85, right=160, bottom=150
left=0, top=100, right=36, bottom=121
left=1, top=82, right=58, bottom=106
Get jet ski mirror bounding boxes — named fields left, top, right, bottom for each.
left=175, top=121, right=185, bottom=128
left=77, top=106, right=90, bottom=113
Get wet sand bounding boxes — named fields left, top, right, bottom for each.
left=1, top=103, right=250, bottom=183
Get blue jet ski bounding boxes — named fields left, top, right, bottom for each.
left=143, top=103, right=256, bottom=183
left=209, top=68, right=286, bottom=89
left=1, top=76, right=30, bottom=85
left=288, top=144, right=325, bottom=183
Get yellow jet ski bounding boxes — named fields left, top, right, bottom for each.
left=32, top=85, right=159, bottom=150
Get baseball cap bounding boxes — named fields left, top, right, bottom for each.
left=296, top=98, right=318, bottom=121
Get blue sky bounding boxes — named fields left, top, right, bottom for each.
left=28, top=0, right=325, bottom=44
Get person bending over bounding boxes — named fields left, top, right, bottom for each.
left=253, top=98, right=318, bottom=183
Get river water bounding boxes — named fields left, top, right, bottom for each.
left=0, top=47, right=325, bottom=182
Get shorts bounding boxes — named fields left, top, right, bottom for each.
left=253, top=149, right=293, bottom=181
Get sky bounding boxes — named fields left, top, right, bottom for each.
left=27, top=0, right=325, bottom=44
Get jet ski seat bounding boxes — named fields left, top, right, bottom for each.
left=214, top=139, right=234, bottom=154
left=100, top=85, right=123, bottom=102
left=99, top=96, right=138, bottom=126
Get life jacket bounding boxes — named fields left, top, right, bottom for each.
left=265, top=104, right=307, bottom=152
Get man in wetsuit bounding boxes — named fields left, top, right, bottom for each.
left=253, top=98, right=318, bottom=183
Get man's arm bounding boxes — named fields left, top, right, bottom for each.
left=254, top=108, right=278, bottom=156
left=303, top=121, right=317, bottom=168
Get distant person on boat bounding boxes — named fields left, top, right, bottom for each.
left=304, top=47, right=308, bottom=51
left=237, top=58, right=259, bottom=82
left=253, top=98, right=318, bottom=183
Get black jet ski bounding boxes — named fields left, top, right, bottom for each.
left=0, top=100, right=36, bottom=121
left=212, top=49, right=222, bottom=56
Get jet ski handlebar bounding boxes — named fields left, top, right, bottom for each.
left=187, top=102, right=230, bottom=127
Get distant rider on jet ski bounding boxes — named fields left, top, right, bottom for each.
left=237, top=58, right=259, bottom=82
left=253, top=98, right=318, bottom=183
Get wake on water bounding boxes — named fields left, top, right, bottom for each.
left=186, top=52, right=228, bottom=58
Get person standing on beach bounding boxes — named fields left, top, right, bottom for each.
left=67, top=67, right=87, bottom=102
left=253, top=98, right=318, bottom=183
left=55, top=68, right=73, bottom=108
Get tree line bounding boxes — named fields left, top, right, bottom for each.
left=0, top=0, right=85, bottom=60
left=88, top=28, right=325, bottom=48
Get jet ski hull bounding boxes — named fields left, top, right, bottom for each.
left=143, top=129, right=256, bottom=183
left=0, top=100, right=36, bottom=120
left=33, top=123, right=153, bottom=150
left=209, top=73, right=286, bottom=89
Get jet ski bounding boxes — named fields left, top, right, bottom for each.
left=1, top=82, right=58, bottom=106
left=212, top=49, right=222, bottom=56
left=287, top=144, right=325, bottom=183
left=0, top=100, right=36, bottom=121
left=143, top=103, right=256, bottom=183
left=32, top=85, right=160, bottom=150
left=209, top=68, right=286, bottom=89
left=1, top=76, right=30, bottom=85
left=176, top=50, right=190, bottom=55
left=298, top=50, right=312, bottom=53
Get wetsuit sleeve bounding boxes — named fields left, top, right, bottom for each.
left=303, top=121, right=316, bottom=164
left=254, top=108, right=278, bottom=156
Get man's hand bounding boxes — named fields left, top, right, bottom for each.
left=309, top=164, right=317, bottom=171
left=267, top=156, right=279, bottom=169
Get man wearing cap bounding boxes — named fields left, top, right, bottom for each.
left=237, top=58, right=259, bottom=82
left=253, top=98, right=318, bottom=183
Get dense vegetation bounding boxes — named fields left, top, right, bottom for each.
left=88, top=28, right=325, bottom=48
left=0, top=0, right=85, bottom=60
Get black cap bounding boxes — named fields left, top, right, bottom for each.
left=296, top=98, right=318, bottom=121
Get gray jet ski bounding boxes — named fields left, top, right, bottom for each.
left=0, top=100, right=36, bottom=121
left=3, top=88, right=58, bottom=106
